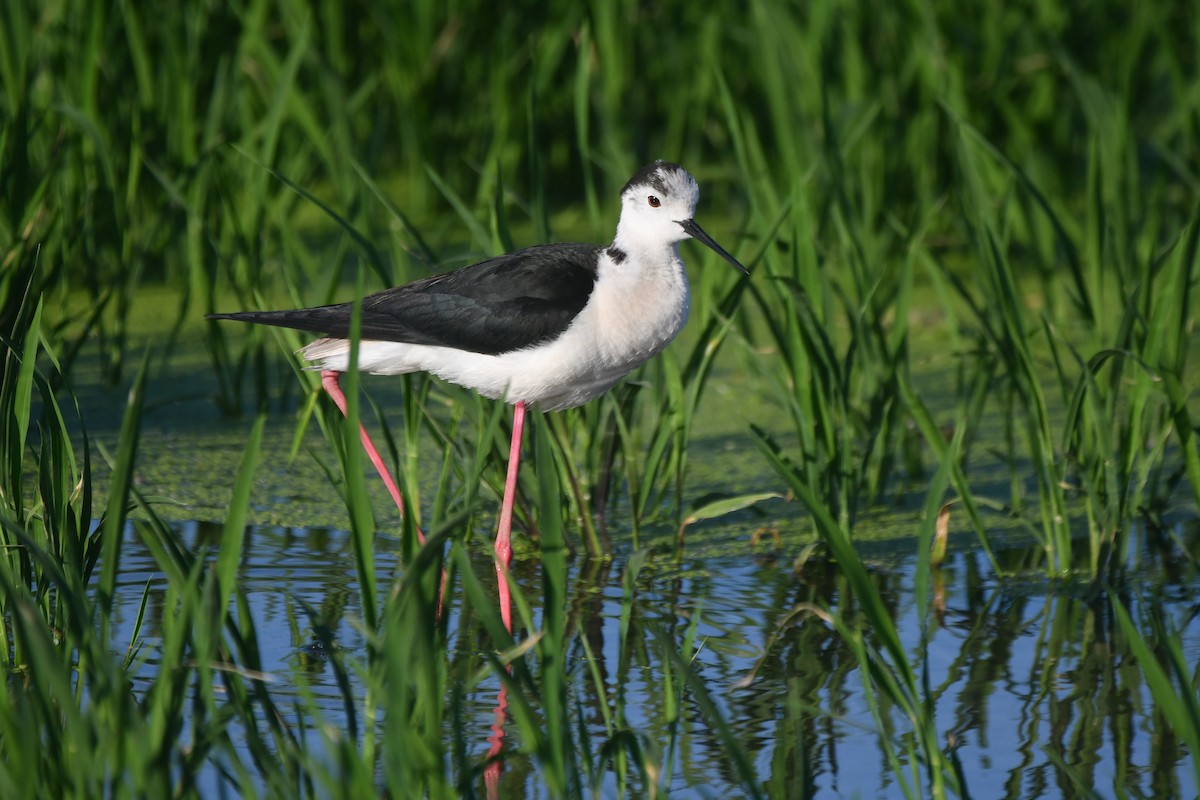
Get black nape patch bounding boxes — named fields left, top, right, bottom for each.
left=621, top=160, right=684, bottom=197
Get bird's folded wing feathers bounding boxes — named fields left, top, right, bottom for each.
left=208, top=243, right=601, bottom=356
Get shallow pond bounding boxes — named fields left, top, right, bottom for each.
left=111, top=514, right=1200, bottom=798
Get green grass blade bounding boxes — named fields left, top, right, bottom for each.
left=216, top=413, right=265, bottom=613
left=96, top=349, right=150, bottom=625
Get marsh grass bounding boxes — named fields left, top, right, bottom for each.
left=3, top=0, right=1200, bottom=796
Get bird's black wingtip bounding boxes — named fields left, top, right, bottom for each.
left=209, top=310, right=290, bottom=329
left=205, top=308, right=346, bottom=337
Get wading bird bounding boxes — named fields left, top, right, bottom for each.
left=209, top=161, right=747, bottom=631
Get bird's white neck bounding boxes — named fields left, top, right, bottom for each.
left=613, top=208, right=688, bottom=252
left=582, top=238, right=690, bottom=366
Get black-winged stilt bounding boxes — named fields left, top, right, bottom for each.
left=209, top=161, right=747, bottom=631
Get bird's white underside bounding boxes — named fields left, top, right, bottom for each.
left=300, top=247, right=692, bottom=411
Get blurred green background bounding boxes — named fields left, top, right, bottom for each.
left=6, top=0, right=1197, bottom=371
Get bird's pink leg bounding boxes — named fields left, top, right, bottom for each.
left=483, top=684, right=509, bottom=799
left=321, top=370, right=424, bottom=544
left=495, top=400, right=526, bottom=633
left=485, top=406, right=524, bottom=788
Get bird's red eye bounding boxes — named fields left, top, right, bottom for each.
left=647, top=195, right=661, bottom=207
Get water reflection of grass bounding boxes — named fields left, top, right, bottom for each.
left=3, top=0, right=1199, bottom=796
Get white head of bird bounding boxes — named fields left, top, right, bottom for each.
left=614, top=162, right=701, bottom=250
left=611, top=161, right=747, bottom=275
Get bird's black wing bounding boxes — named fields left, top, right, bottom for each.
left=208, top=243, right=601, bottom=356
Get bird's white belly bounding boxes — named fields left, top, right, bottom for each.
left=300, top=278, right=689, bottom=411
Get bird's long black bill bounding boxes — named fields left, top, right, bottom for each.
left=678, top=218, right=749, bottom=275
